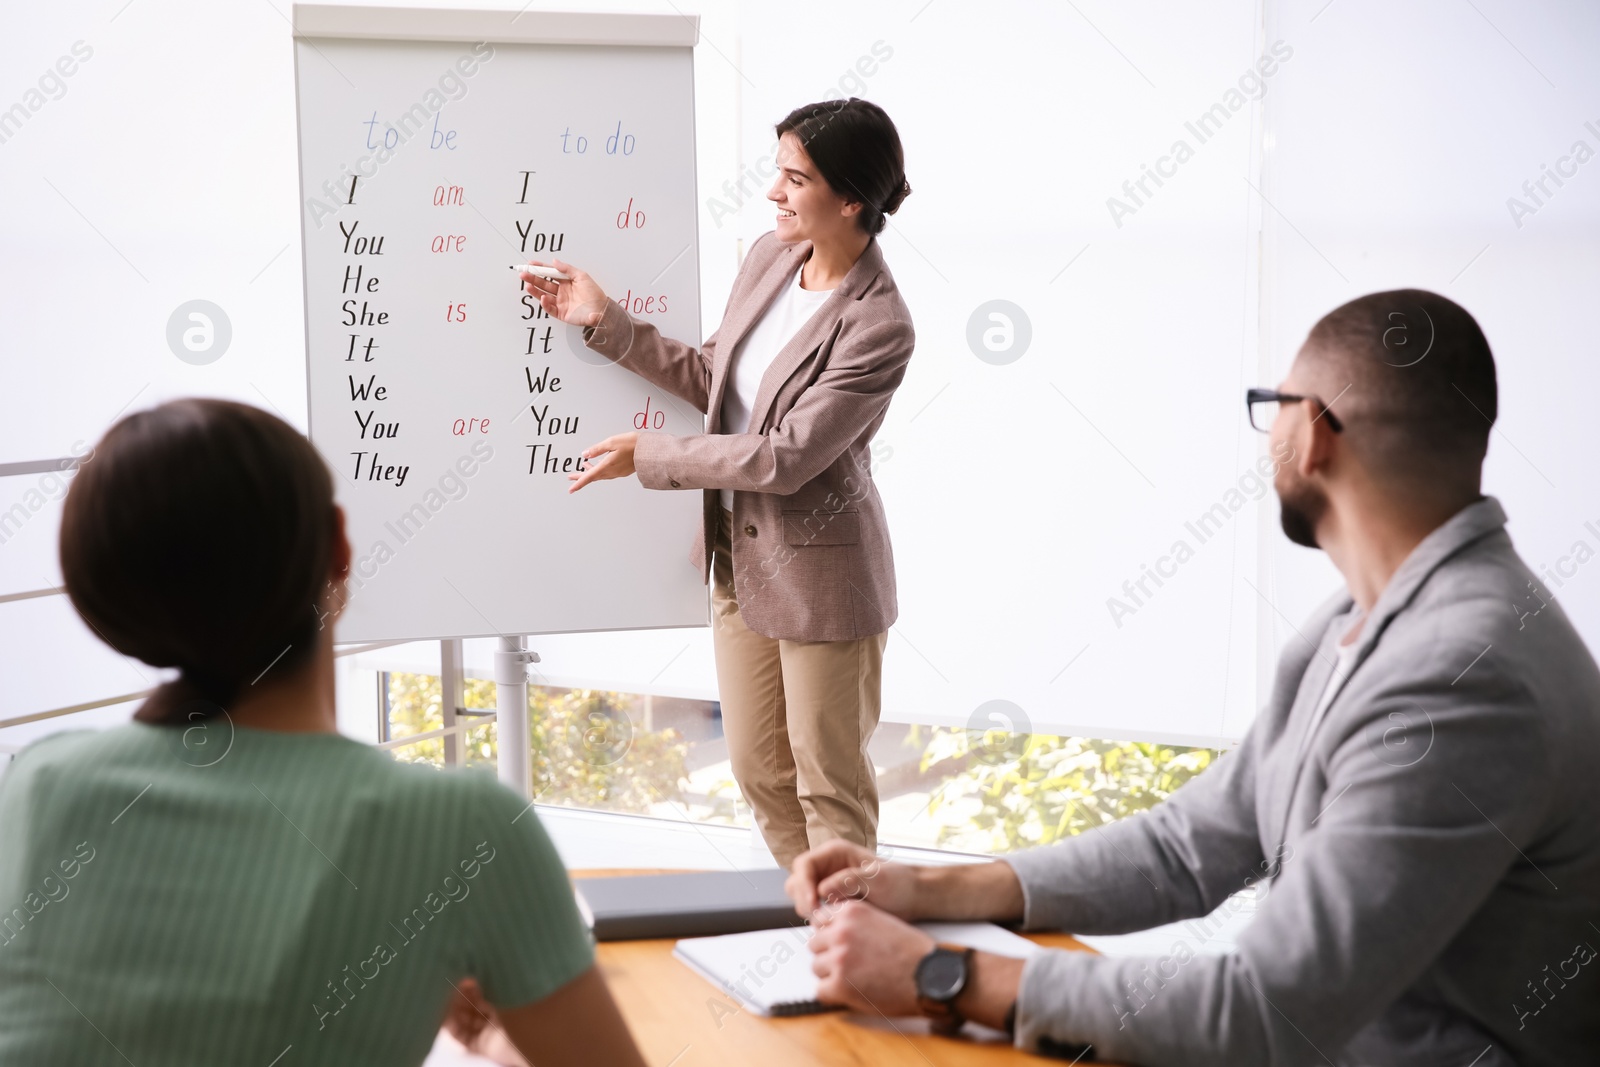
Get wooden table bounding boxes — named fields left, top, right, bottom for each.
left=578, top=869, right=1116, bottom=1066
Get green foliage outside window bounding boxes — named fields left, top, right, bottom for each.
left=529, top=687, right=690, bottom=813
left=384, top=674, right=689, bottom=813
left=384, top=671, right=1218, bottom=855
left=909, top=727, right=1220, bottom=853
left=385, top=672, right=498, bottom=767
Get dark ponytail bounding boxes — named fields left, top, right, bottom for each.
left=59, top=399, right=337, bottom=723
left=776, top=97, right=910, bottom=236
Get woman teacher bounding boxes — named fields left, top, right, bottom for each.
left=523, top=97, right=914, bottom=868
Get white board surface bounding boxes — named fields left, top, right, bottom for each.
left=293, top=8, right=706, bottom=642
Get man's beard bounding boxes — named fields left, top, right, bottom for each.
left=1277, top=477, right=1328, bottom=548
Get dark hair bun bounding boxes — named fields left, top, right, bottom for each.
left=882, top=176, right=911, bottom=217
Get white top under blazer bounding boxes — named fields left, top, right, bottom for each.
left=717, top=264, right=833, bottom=511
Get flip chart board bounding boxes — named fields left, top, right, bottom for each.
left=292, top=5, right=706, bottom=642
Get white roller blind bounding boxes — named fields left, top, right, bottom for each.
left=1258, top=0, right=1600, bottom=659
left=736, top=0, right=1269, bottom=743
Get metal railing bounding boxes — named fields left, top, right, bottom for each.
left=0, top=637, right=417, bottom=731
left=5, top=458, right=490, bottom=767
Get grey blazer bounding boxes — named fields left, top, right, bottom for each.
left=581, top=231, right=914, bottom=642
left=1003, top=496, right=1600, bottom=1066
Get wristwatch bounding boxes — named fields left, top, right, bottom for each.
left=914, top=944, right=975, bottom=1036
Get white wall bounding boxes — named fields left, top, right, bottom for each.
left=4, top=0, right=1596, bottom=749
left=0, top=0, right=741, bottom=723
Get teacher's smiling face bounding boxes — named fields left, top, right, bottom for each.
left=769, top=130, right=864, bottom=245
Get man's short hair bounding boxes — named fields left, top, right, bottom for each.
left=1303, top=289, right=1497, bottom=488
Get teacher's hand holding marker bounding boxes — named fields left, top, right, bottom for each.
left=513, top=260, right=593, bottom=324
left=532, top=98, right=916, bottom=874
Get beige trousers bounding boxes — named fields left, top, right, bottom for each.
left=711, top=506, right=887, bottom=868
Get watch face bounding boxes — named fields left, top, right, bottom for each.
left=916, top=949, right=967, bottom=1000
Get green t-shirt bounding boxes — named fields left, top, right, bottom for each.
left=0, top=722, right=594, bottom=1066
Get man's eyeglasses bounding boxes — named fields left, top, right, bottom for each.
left=1245, top=388, right=1344, bottom=434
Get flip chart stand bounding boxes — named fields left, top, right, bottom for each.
left=495, top=636, right=540, bottom=797
left=291, top=6, right=708, bottom=645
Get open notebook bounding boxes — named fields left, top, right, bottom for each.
left=674, top=922, right=1040, bottom=1017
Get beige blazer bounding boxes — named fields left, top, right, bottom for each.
left=581, top=231, right=915, bottom=642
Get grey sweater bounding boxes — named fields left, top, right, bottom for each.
left=1002, top=496, right=1600, bottom=1066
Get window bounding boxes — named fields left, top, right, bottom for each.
left=363, top=647, right=1218, bottom=856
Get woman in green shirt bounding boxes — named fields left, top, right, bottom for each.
left=0, top=399, right=646, bottom=1067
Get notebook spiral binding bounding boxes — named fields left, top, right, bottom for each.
left=768, top=999, right=835, bottom=1017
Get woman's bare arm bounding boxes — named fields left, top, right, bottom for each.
left=494, top=965, right=647, bottom=1067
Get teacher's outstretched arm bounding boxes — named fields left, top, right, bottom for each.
left=521, top=255, right=732, bottom=414
left=566, top=313, right=912, bottom=494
